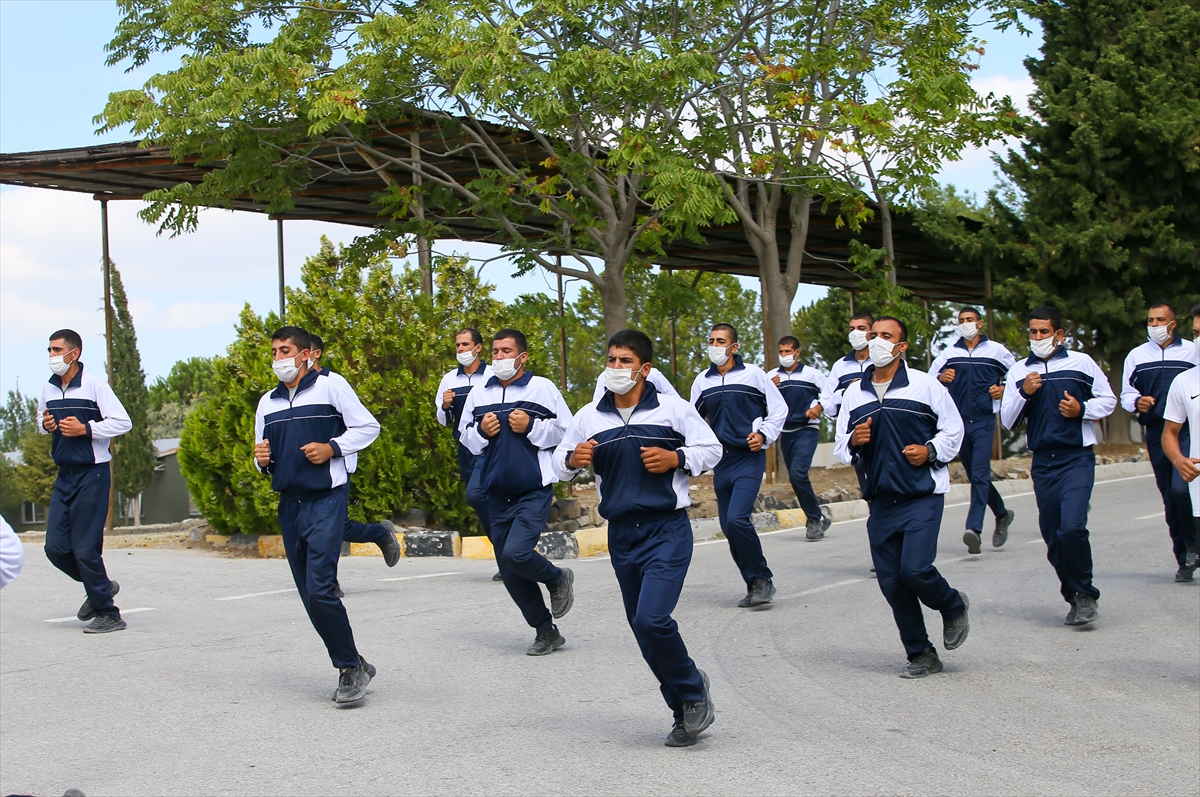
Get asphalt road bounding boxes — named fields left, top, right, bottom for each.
left=1, top=473, right=1196, bottom=797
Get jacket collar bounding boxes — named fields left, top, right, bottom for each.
left=1024, top=344, right=1069, bottom=367
left=486, top=369, right=534, bottom=390
left=49, top=362, right=85, bottom=390
left=953, top=333, right=989, bottom=350
left=457, top=360, right=488, bottom=377
left=271, top=367, right=319, bottom=401
left=705, top=353, right=745, bottom=378
left=597, top=381, right=660, bottom=416
left=859, top=360, right=910, bottom=397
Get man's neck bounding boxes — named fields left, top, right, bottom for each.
left=61, top=362, right=80, bottom=386
left=872, top=360, right=901, bottom=383
left=1157, top=334, right=1173, bottom=351
left=716, top=357, right=736, bottom=376
left=463, top=357, right=482, bottom=375
left=284, top=366, right=309, bottom=390
left=853, top=348, right=869, bottom=362
left=614, top=381, right=644, bottom=409
left=499, top=368, right=525, bottom=388
left=780, top=363, right=798, bottom=373
left=964, top=335, right=980, bottom=350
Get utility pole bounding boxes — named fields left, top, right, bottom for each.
left=99, top=198, right=116, bottom=530
left=276, top=218, right=286, bottom=321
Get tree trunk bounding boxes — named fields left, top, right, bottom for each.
left=1103, top=361, right=1133, bottom=444
left=878, top=197, right=897, bottom=286
left=759, top=248, right=792, bottom=366
left=597, top=264, right=629, bottom=342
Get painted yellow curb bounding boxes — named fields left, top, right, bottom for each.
left=461, top=535, right=495, bottom=559
left=348, top=534, right=405, bottom=558
left=574, top=526, right=609, bottom=558
left=775, top=508, right=809, bottom=529
left=258, top=535, right=286, bottom=558
left=206, top=534, right=231, bottom=547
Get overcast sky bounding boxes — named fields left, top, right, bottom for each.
left=0, top=0, right=1038, bottom=398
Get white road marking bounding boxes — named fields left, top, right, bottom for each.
left=1027, top=538, right=1045, bottom=544
left=216, top=588, right=296, bottom=602
left=377, top=571, right=459, bottom=583
left=795, top=578, right=866, bottom=596
left=46, top=607, right=156, bottom=622
left=1134, top=512, right=1163, bottom=521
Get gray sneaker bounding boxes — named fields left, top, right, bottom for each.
left=993, top=510, right=1015, bottom=547
left=334, top=656, right=375, bottom=704
left=77, top=580, right=119, bottom=621
left=379, top=520, right=401, bottom=567
left=805, top=517, right=825, bottom=540
left=681, top=670, right=715, bottom=735
left=899, top=648, right=943, bottom=679
left=1066, top=593, right=1098, bottom=625
left=1174, top=566, right=1195, bottom=583
left=963, top=530, right=982, bottom=555
left=943, top=591, right=970, bottom=650
left=664, top=720, right=699, bottom=747
left=549, top=567, right=575, bottom=619
left=82, top=614, right=126, bottom=634
left=526, top=626, right=565, bottom=656
left=749, top=578, right=776, bottom=606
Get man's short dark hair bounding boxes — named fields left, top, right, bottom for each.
left=875, top=316, right=908, bottom=343
left=1192, top=305, right=1200, bottom=320
left=308, top=333, right=325, bottom=352
left=850, top=312, right=875, bottom=326
left=49, top=329, right=83, bottom=352
left=1148, top=301, right=1176, bottom=318
left=492, top=328, right=528, bottom=354
left=608, top=329, right=653, bottom=366
left=710, top=323, right=738, bottom=343
left=778, top=335, right=800, bottom=349
left=958, top=307, right=982, bottom=322
left=1028, top=305, right=1063, bottom=332
left=271, top=326, right=312, bottom=351
left=459, top=328, right=483, bottom=346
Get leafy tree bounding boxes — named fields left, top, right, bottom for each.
left=15, top=430, right=55, bottom=509
left=0, top=389, right=38, bottom=452
left=148, top=357, right=215, bottom=411
left=108, top=263, right=157, bottom=517
left=0, top=456, right=22, bottom=529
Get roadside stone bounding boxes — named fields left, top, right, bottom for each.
left=547, top=506, right=561, bottom=523
left=403, top=530, right=459, bottom=557
left=555, top=499, right=582, bottom=520
left=536, top=531, right=579, bottom=560
left=751, top=512, right=780, bottom=533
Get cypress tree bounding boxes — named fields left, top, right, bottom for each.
left=108, top=263, right=156, bottom=521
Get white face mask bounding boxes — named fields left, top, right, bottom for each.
left=957, top=322, right=980, bottom=341
left=848, top=329, right=870, bottom=351
left=49, top=354, right=72, bottom=377
left=492, top=356, right=522, bottom=381
left=1030, top=336, right=1059, bottom=359
left=778, top=354, right=796, bottom=369
left=868, top=336, right=899, bottom=368
left=456, top=349, right=478, bottom=367
left=1147, top=324, right=1172, bottom=345
left=604, top=366, right=643, bottom=396
left=273, top=355, right=302, bottom=384
left=708, top=346, right=730, bottom=367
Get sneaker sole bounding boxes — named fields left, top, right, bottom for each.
left=899, top=661, right=944, bottom=679
left=82, top=619, right=127, bottom=634
left=664, top=732, right=700, bottom=747
left=1066, top=613, right=1098, bottom=626
left=380, top=522, right=401, bottom=567
left=550, top=568, right=574, bottom=619
left=749, top=587, right=776, bottom=606
left=963, top=531, right=982, bottom=555
left=526, top=636, right=566, bottom=656
left=77, top=581, right=120, bottom=621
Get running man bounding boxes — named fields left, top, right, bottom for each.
left=38, top=328, right=132, bottom=633
left=768, top=336, right=831, bottom=540
left=1160, top=305, right=1200, bottom=582
left=556, top=330, right=723, bottom=746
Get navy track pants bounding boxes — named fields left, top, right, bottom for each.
left=867, top=493, right=964, bottom=658
left=489, top=485, right=561, bottom=632
left=460, top=444, right=492, bottom=536
left=779, top=428, right=822, bottom=521
left=1031, top=447, right=1099, bottom=603
left=714, top=447, right=772, bottom=586
left=1145, top=424, right=1197, bottom=565
left=44, top=463, right=119, bottom=618
left=960, top=415, right=1006, bottom=532
left=279, top=486, right=360, bottom=669
left=609, top=510, right=705, bottom=720
left=340, top=477, right=391, bottom=545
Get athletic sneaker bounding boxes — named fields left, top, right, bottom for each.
left=82, top=615, right=126, bottom=634
left=1066, top=593, right=1098, bottom=625
left=333, top=582, right=345, bottom=599
left=963, top=530, right=982, bottom=555
left=737, top=591, right=754, bottom=608
left=943, top=591, right=970, bottom=650
left=993, top=509, right=1015, bottom=547
left=1174, top=566, right=1195, bottom=583
left=526, top=626, right=565, bottom=656
left=549, top=567, right=575, bottom=619
left=334, top=656, right=375, bottom=704
left=664, top=720, right=699, bottom=747
left=682, top=670, right=715, bottom=735
left=77, top=580, right=119, bottom=622
left=805, top=517, right=825, bottom=540
left=749, top=578, right=776, bottom=606
left=492, top=571, right=503, bottom=581
left=899, top=648, right=943, bottom=679
left=379, top=520, right=401, bottom=567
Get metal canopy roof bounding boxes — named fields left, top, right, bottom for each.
left=0, top=134, right=985, bottom=302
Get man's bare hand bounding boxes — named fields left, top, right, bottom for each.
left=1171, top=456, right=1200, bottom=483
left=1059, top=391, right=1082, bottom=418
left=851, top=416, right=872, bottom=447
left=301, top=442, right=334, bottom=465
left=569, top=439, right=598, bottom=469
left=442, top=389, right=456, bottom=410
left=254, top=440, right=271, bottom=467
left=939, top=368, right=956, bottom=384
left=481, top=412, right=501, bottom=437
left=805, top=404, right=823, bottom=420
left=641, top=446, right=680, bottom=474
left=1023, top=371, right=1042, bottom=394
left=508, top=409, right=530, bottom=434
left=42, top=410, right=58, bottom=433
left=771, top=375, right=782, bottom=387
left=902, top=444, right=930, bottom=466
left=989, top=384, right=1005, bottom=400
left=58, top=417, right=88, bottom=437
left=1136, top=395, right=1156, bottom=414
left=747, top=431, right=765, bottom=452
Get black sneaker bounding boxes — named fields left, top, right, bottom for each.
left=749, top=578, right=776, bottom=606
left=526, top=626, right=565, bottom=656
left=963, top=530, right=982, bottom=555
left=77, top=580, right=119, bottom=622
left=333, top=657, right=374, bottom=700
left=805, top=517, right=825, bottom=540
left=899, top=648, right=943, bottom=679
left=549, top=567, right=574, bottom=619
left=379, top=520, right=401, bottom=567
left=1067, top=593, right=1098, bottom=625
left=682, top=670, right=715, bottom=735
left=333, top=582, right=345, bottom=599
left=1174, top=566, right=1195, bottom=583
left=664, top=720, right=699, bottom=747
left=1064, top=602, right=1077, bottom=625
left=943, top=591, right=969, bottom=650
left=492, top=571, right=504, bottom=582
left=737, top=589, right=754, bottom=608
left=334, top=656, right=375, bottom=704
left=993, top=510, right=1015, bottom=548
left=1185, top=546, right=1199, bottom=569
left=82, top=614, right=127, bottom=634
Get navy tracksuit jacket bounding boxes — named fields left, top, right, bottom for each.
left=556, top=383, right=723, bottom=718
left=1002, top=346, right=1117, bottom=603
left=835, top=361, right=966, bottom=658
left=37, top=364, right=132, bottom=619
left=767, top=362, right=826, bottom=521
left=435, top=361, right=495, bottom=535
